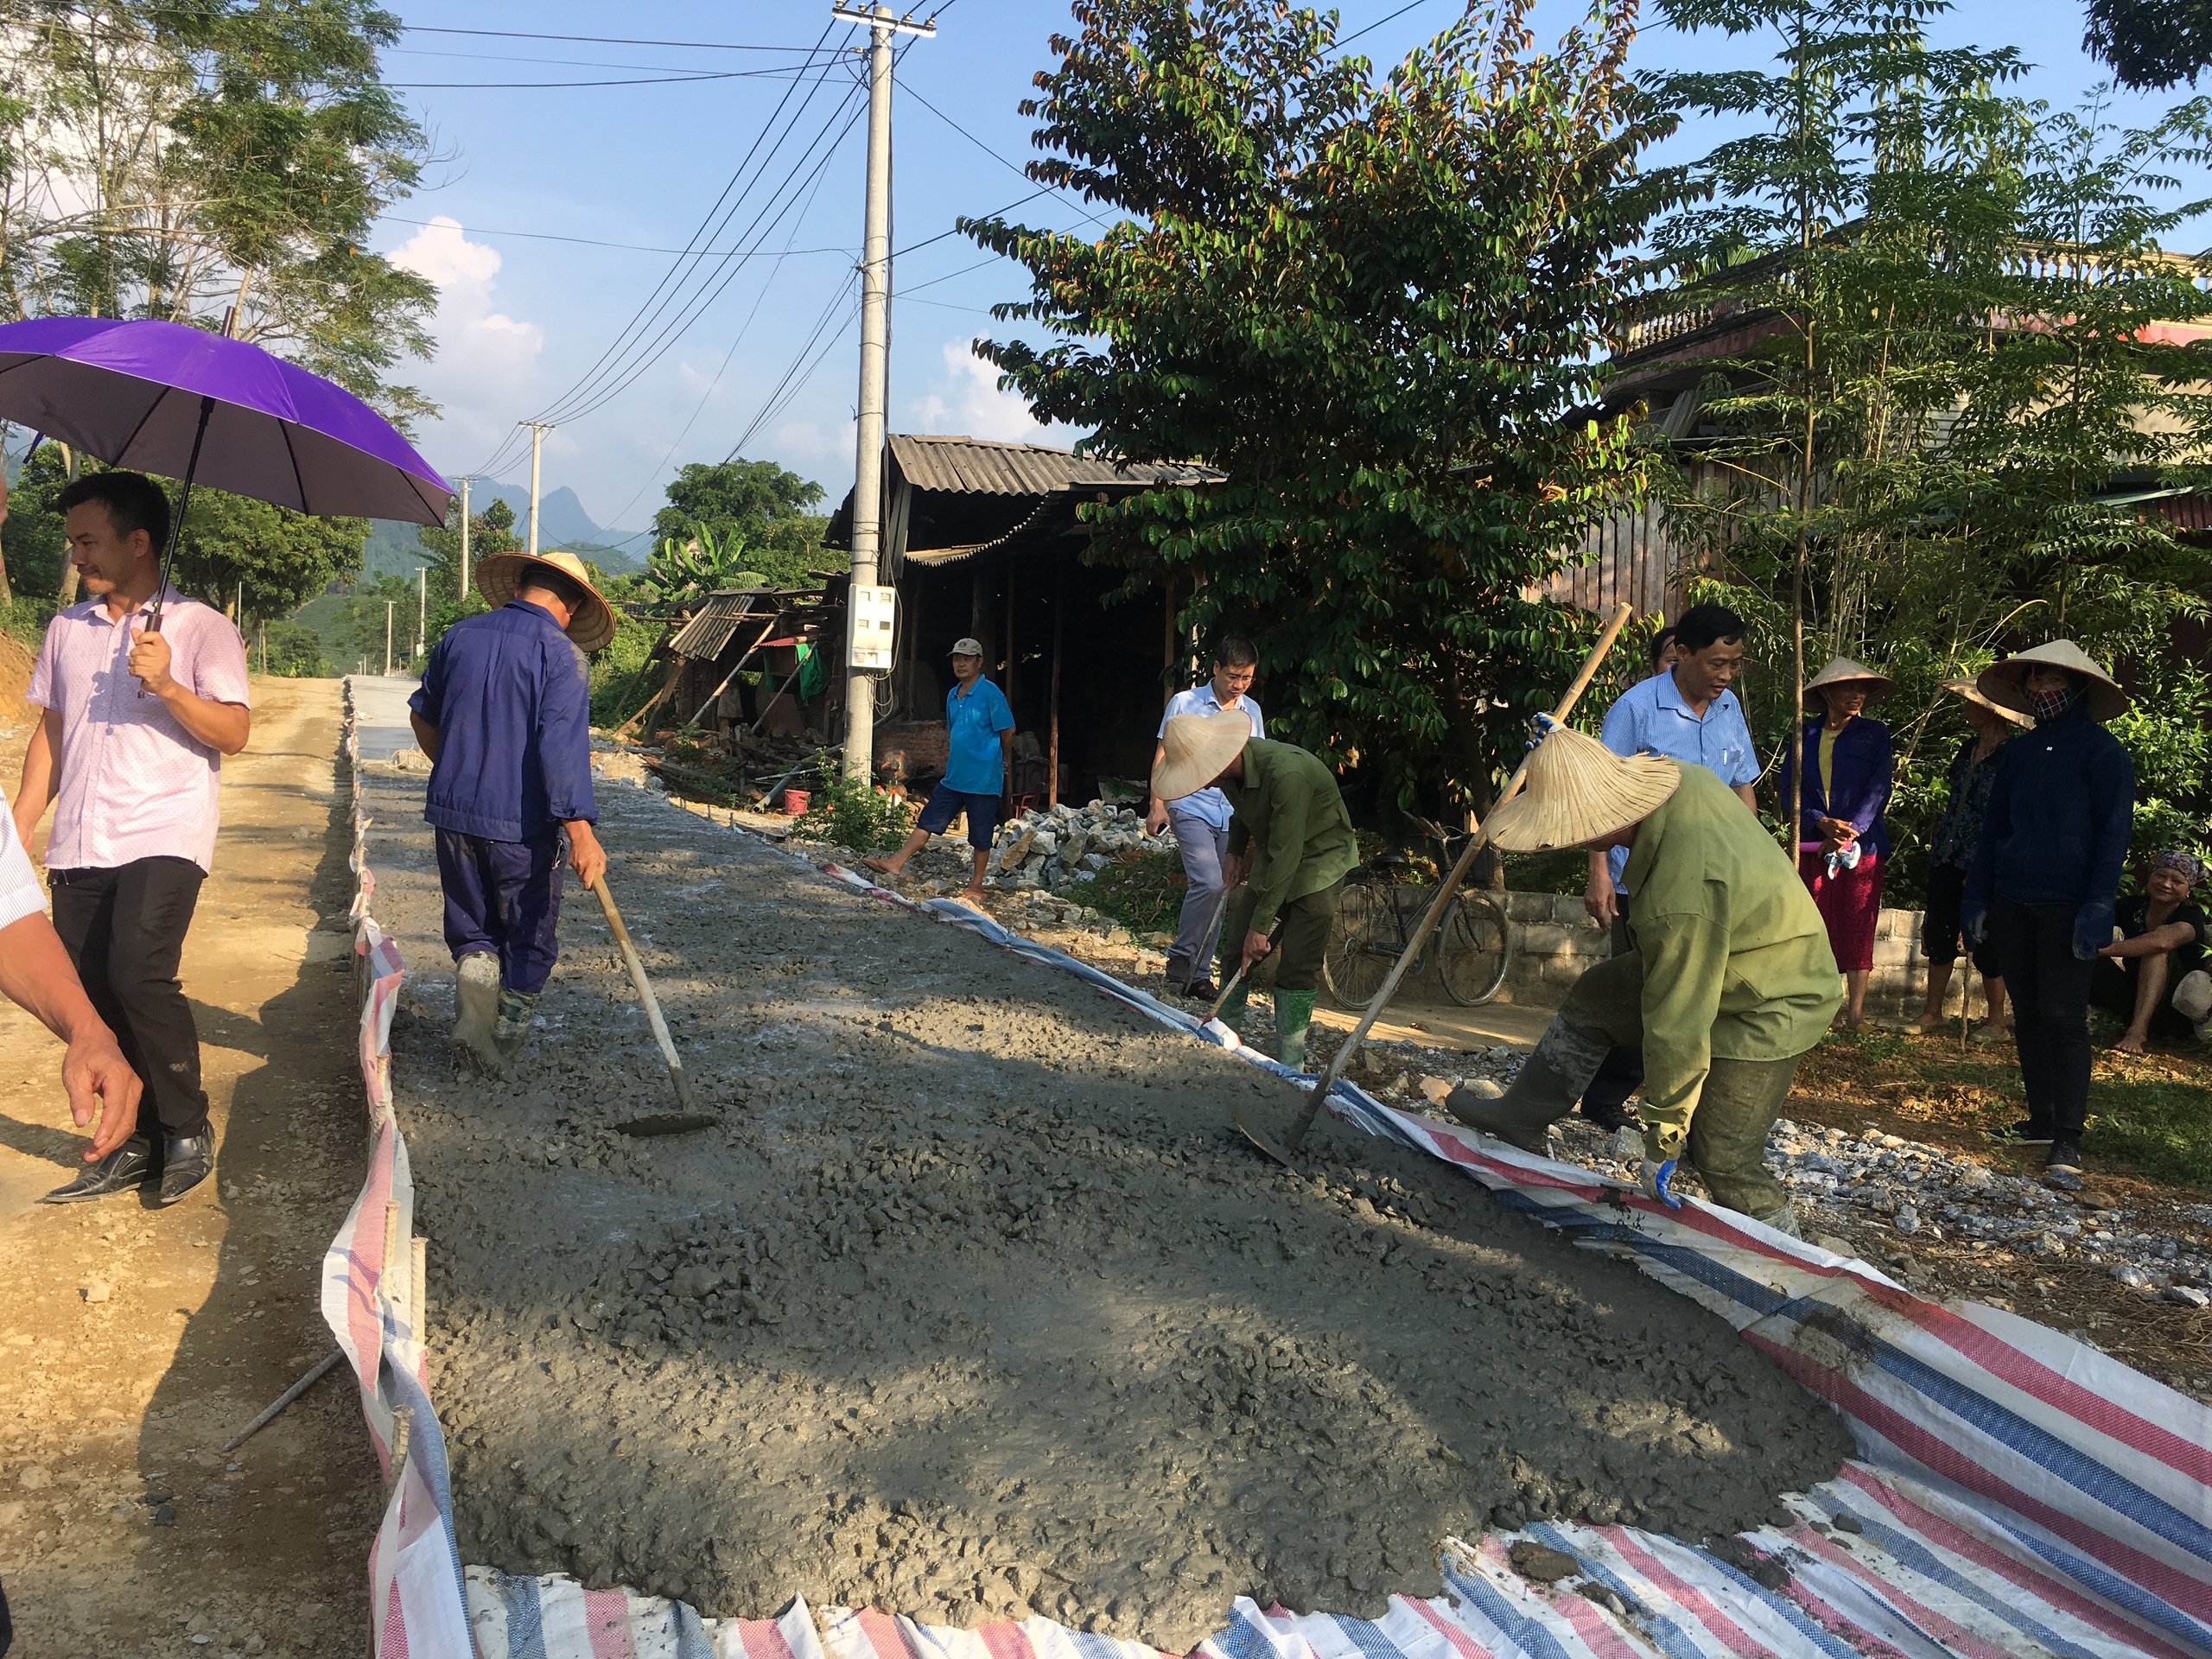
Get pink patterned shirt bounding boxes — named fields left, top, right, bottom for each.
left=27, top=586, right=251, bottom=874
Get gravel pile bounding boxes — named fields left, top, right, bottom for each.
left=988, top=801, right=1167, bottom=894
left=353, top=765, right=1853, bottom=1649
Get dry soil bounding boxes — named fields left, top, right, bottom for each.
left=353, top=753, right=1853, bottom=1652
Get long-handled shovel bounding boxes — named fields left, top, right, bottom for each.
left=1234, top=602, right=1636, bottom=1167
left=1181, top=882, right=1236, bottom=998
left=589, top=872, right=715, bottom=1135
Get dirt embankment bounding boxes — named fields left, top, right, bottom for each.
left=0, top=628, right=34, bottom=728
left=353, top=760, right=1854, bottom=1652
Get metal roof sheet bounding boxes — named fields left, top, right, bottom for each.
left=666, top=591, right=781, bottom=662
left=887, top=434, right=1218, bottom=495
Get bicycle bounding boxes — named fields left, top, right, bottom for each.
left=1322, top=815, right=1512, bottom=1009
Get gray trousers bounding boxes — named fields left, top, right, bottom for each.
left=1448, top=952, right=1805, bottom=1221
left=1166, top=805, right=1231, bottom=980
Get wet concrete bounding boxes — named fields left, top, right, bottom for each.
left=355, top=753, right=1852, bottom=1651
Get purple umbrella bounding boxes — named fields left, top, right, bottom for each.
left=0, top=315, right=451, bottom=524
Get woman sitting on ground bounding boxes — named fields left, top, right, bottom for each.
left=2093, top=849, right=2212, bottom=1054
left=1779, top=656, right=1896, bottom=1031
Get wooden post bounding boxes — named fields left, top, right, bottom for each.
left=1003, top=556, right=1016, bottom=714
left=1161, top=575, right=1176, bottom=700
left=1048, top=560, right=1065, bottom=808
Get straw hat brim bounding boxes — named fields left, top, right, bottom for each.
left=1976, top=639, right=2128, bottom=721
left=1942, top=677, right=2032, bottom=728
left=475, top=550, right=618, bottom=653
left=1486, top=734, right=1683, bottom=854
left=1803, top=655, right=1897, bottom=706
left=1152, top=712, right=1251, bottom=802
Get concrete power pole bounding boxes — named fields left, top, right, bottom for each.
left=457, top=475, right=473, bottom=600
left=835, top=2, right=934, bottom=782
left=384, top=601, right=394, bottom=676
left=416, top=566, right=427, bottom=661
left=522, top=423, right=555, bottom=556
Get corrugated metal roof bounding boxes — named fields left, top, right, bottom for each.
left=666, top=590, right=782, bottom=662
left=888, top=434, right=1218, bottom=495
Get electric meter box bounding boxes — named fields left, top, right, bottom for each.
left=847, top=583, right=896, bottom=671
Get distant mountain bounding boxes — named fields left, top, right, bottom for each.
left=357, top=480, right=649, bottom=580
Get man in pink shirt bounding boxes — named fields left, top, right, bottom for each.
left=13, top=471, right=251, bottom=1206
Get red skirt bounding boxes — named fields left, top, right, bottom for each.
left=1800, top=849, right=1883, bottom=972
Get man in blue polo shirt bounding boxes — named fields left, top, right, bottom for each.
left=1577, top=601, right=1762, bottom=1130
left=408, top=550, right=611, bottom=1075
left=864, top=637, right=1015, bottom=904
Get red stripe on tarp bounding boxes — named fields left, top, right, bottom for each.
left=855, top=1606, right=909, bottom=1659
left=582, top=1587, right=638, bottom=1658
left=1838, top=1466, right=2207, bottom=1659
left=745, top=1613, right=802, bottom=1659
left=1750, top=1335, right=2212, bottom=1627
left=1601, top=1530, right=1766, bottom=1656
left=1783, top=1524, right=2015, bottom=1659
left=379, top=1573, right=411, bottom=1658
left=1402, top=1589, right=1503, bottom=1659
left=977, top=1617, right=1037, bottom=1659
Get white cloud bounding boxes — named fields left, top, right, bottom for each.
left=389, top=215, right=544, bottom=380
left=912, top=340, right=1058, bottom=444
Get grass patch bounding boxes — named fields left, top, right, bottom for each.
left=2084, top=1078, right=2212, bottom=1188
left=1087, top=848, right=1188, bottom=937
left=794, top=759, right=915, bottom=852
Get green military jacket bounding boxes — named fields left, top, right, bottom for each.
left=1221, top=739, right=1361, bottom=933
left=1620, top=761, right=1843, bottom=1155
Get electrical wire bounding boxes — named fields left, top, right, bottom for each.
left=385, top=67, right=820, bottom=90
left=899, top=84, right=1115, bottom=232
left=467, top=22, right=852, bottom=477
left=402, top=24, right=825, bottom=52
left=378, top=215, right=848, bottom=258
left=1339, top=0, right=1441, bottom=48
left=721, top=275, right=861, bottom=462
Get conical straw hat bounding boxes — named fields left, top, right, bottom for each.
left=1803, top=654, right=1896, bottom=706
left=475, top=549, right=619, bottom=652
left=1942, top=677, right=2032, bottom=728
left=1484, top=725, right=1682, bottom=853
left=1976, top=639, right=2128, bottom=721
left=1152, top=711, right=1253, bottom=802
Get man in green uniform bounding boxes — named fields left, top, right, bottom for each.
left=1151, top=712, right=1360, bottom=1071
left=1446, top=722, right=1840, bottom=1232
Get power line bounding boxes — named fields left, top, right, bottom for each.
left=1340, top=0, right=1441, bottom=48
left=377, top=214, right=849, bottom=258
left=402, top=25, right=829, bottom=52
left=385, top=67, right=817, bottom=90
left=899, top=84, right=1114, bottom=231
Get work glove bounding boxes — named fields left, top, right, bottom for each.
left=1639, top=1159, right=1682, bottom=1210
left=2073, top=899, right=2116, bottom=963
left=1961, top=899, right=1987, bottom=947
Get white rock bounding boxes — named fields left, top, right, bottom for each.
left=1891, top=1206, right=1920, bottom=1235
left=81, top=1280, right=111, bottom=1304
left=1460, top=1078, right=1504, bottom=1100
left=2168, top=1285, right=2211, bottom=1308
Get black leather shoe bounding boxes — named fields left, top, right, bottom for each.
left=41, top=1136, right=154, bottom=1204
left=1185, top=977, right=1219, bottom=1002
left=1579, top=1096, right=1637, bottom=1133
left=156, top=1135, right=214, bottom=1206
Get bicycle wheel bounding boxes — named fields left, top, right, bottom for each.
left=1437, top=893, right=1511, bottom=1006
left=1323, top=881, right=1396, bottom=1008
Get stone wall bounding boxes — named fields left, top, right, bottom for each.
left=1489, top=891, right=1972, bottom=1023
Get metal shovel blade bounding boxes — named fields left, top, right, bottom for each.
left=614, top=1113, right=720, bottom=1138
left=1230, top=1096, right=1299, bottom=1168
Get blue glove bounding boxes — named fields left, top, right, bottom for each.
left=1961, top=900, right=1987, bottom=947
left=1527, top=711, right=1563, bottom=749
left=2073, top=899, right=2115, bottom=962
left=1639, top=1158, right=1682, bottom=1209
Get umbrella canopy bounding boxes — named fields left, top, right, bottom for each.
left=0, top=315, right=449, bottom=525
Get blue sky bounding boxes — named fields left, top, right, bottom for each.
left=372, top=1, right=2195, bottom=546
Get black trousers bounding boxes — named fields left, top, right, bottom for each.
left=49, top=856, right=210, bottom=1148
left=1987, top=897, right=2092, bottom=1136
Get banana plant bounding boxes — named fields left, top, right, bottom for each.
left=644, top=524, right=765, bottom=608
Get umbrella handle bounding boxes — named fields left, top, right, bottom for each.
left=135, top=395, right=213, bottom=690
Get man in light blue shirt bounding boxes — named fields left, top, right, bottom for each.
left=1578, top=602, right=1762, bottom=1131
left=1144, top=638, right=1263, bottom=997
left=864, top=638, right=1014, bottom=903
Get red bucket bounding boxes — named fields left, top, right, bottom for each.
left=783, top=788, right=810, bottom=817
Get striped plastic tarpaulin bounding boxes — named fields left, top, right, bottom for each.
left=463, top=1575, right=826, bottom=1659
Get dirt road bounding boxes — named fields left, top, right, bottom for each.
left=0, top=677, right=377, bottom=1659
left=341, top=724, right=1851, bottom=1652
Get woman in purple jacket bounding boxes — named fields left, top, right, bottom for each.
left=1778, top=656, right=1897, bottom=1029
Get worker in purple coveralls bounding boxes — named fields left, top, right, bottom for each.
left=409, top=549, right=613, bottom=1075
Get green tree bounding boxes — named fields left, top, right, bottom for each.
left=650, top=459, right=827, bottom=591
left=969, top=0, right=1681, bottom=814
left=260, top=618, right=327, bottom=676
left=0, top=0, right=435, bottom=423
left=1649, top=0, right=2212, bottom=876
left=170, top=486, right=367, bottom=620
left=2082, top=0, right=2212, bottom=91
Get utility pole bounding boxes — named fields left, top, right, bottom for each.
left=416, top=566, right=427, bottom=662
left=385, top=601, right=394, bottom=677
left=457, top=474, right=473, bottom=600
left=521, top=423, right=555, bottom=557
left=835, top=2, right=934, bottom=782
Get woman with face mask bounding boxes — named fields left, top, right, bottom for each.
left=1961, top=641, right=2137, bottom=1192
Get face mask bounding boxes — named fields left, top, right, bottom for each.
left=2028, top=682, right=2082, bottom=723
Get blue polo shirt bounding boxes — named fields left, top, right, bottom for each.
left=943, top=676, right=1015, bottom=794
left=409, top=600, right=597, bottom=842
left=1156, top=683, right=1264, bottom=830
left=1599, top=669, right=1759, bottom=887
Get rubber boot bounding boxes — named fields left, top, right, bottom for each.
left=1274, top=988, right=1317, bottom=1071
left=493, top=987, right=541, bottom=1064
left=1754, top=1201, right=1803, bottom=1239
left=451, top=953, right=505, bottom=1076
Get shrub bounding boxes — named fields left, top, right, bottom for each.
left=1087, top=848, right=1188, bottom=937
left=796, top=758, right=915, bottom=852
